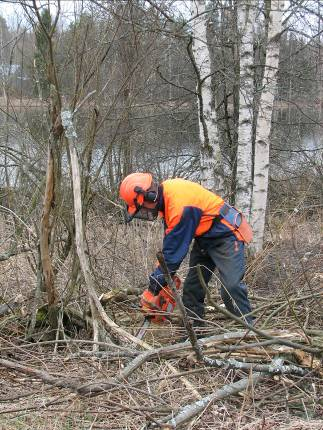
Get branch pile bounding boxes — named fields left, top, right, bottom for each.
left=0, top=323, right=322, bottom=428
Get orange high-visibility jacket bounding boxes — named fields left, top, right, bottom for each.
left=159, top=178, right=243, bottom=274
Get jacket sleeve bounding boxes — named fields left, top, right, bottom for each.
left=148, top=206, right=202, bottom=295
left=162, top=206, right=202, bottom=272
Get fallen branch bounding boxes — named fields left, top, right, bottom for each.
left=99, top=287, right=141, bottom=305
left=68, top=350, right=137, bottom=359
left=75, top=331, right=314, bottom=396
left=202, top=356, right=308, bottom=376
left=0, top=246, right=31, bottom=262
left=1, top=337, right=137, bottom=354
left=0, top=329, right=315, bottom=403
left=162, top=370, right=264, bottom=428
left=160, top=357, right=302, bottom=428
left=0, top=357, right=78, bottom=391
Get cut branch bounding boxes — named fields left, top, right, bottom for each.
left=163, top=371, right=264, bottom=427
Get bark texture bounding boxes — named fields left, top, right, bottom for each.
left=251, top=0, right=285, bottom=253
left=191, top=0, right=223, bottom=193
left=165, top=371, right=263, bottom=427
left=39, top=143, right=58, bottom=328
left=235, top=1, right=256, bottom=218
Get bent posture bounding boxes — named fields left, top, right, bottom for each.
left=119, top=173, right=253, bottom=327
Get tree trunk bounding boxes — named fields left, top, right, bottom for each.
left=190, top=0, right=223, bottom=193
left=61, top=110, right=152, bottom=349
left=235, top=1, right=256, bottom=219
left=39, top=142, right=58, bottom=329
left=251, top=0, right=285, bottom=253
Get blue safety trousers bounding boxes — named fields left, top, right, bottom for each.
left=182, top=234, right=253, bottom=325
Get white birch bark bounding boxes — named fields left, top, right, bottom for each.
left=235, top=1, right=256, bottom=219
left=251, top=0, right=285, bottom=253
left=191, top=0, right=223, bottom=193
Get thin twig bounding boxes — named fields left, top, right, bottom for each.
left=196, top=266, right=322, bottom=355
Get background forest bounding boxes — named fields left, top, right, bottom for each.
left=0, top=1, right=322, bottom=429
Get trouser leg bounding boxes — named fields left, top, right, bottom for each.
left=200, top=235, right=253, bottom=324
left=182, top=240, right=215, bottom=322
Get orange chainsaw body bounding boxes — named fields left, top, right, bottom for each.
left=141, top=275, right=181, bottom=324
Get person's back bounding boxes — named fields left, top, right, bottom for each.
left=162, top=178, right=244, bottom=241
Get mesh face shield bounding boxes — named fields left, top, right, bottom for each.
left=125, top=204, right=158, bottom=223
left=123, top=181, right=159, bottom=223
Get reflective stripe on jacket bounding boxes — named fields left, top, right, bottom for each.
left=160, top=178, right=243, bottom=273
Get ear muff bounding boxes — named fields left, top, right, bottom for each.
left=134, top=186, right=157, bottom=203
left=144, top=190, right=157, bottom=202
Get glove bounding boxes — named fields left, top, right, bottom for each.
left=141, top=276, right=182, bottom=322
left=161, top=275, right=181, bottom=303
left=149, top=266, right=166, bottom=295
left=140, top=289, right=161, bottom=316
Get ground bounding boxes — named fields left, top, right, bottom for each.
left=0, top=214, right=322, bottom=429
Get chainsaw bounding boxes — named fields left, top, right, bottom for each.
left=136, top=275, right=181, bottom=340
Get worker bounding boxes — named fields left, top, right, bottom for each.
left=119, top=173, right=254, bottom=329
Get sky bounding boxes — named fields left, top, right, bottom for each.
left=0, top=0, right=193, bottom=32
left=0, top=1, right=320, bottom=35
left=0, top=1, right=82, bottom=28
left=0, top=0, right=189, bottom=22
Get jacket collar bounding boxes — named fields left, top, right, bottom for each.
left=156, top=185, right=164, bottom=212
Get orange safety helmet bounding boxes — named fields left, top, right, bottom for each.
left=119, top=172, right=154, bottom=216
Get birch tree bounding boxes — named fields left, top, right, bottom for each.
left=235, top=1, right=256, bottom=219
left=190, top=0, right=223, bottom=193
left=251, top=0, right=285, bottom=253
